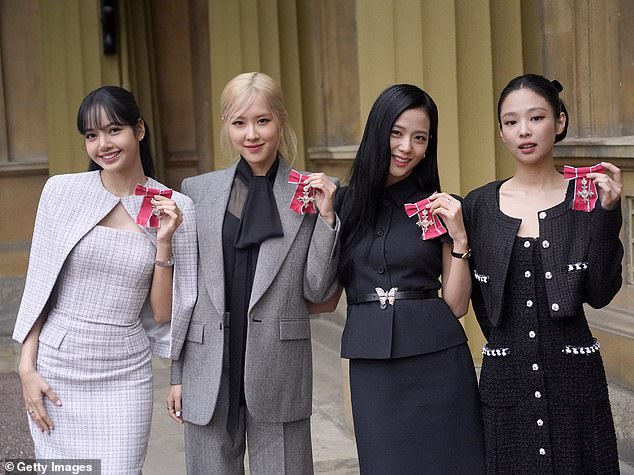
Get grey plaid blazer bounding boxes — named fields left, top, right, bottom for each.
left=13, top=171, right=197, bottom=359
left=171, top=160, right=340, bottom=425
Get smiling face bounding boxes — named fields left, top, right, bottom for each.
left=387, top=107, right=431, bottom=186
left=226, top=94, right=281, bottom=175
left=84, top=108, right=144, bottom=175
left=499, top=87, right=566, bottom=165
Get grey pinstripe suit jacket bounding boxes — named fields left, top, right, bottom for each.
left=13, top=171, right=197, bottom=359
left=171, top=160, right=340, bottom=425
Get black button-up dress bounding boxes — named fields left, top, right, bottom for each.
left=480, top=236, right=619, bottom=474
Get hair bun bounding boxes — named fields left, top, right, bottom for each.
left=551, top=79, right=563, bottom=92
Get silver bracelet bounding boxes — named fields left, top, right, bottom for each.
left=155, top=255, right=175, bottom=267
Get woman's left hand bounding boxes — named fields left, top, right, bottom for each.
left=428, top=192, right=468, bottom=249
left=304, top=173, right=337, bottom=227
left=586, top=161, right=622, bottom=211
left=152, top=195, right=184, bottom=241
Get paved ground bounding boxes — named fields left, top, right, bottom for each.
left=0, top=336, right=359, bottom=475
left=143, top=339, right=359, bottom=475
left=2, top=330, right=633, bottom=474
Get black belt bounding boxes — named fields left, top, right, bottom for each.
left=349, top=288, right=437, bottom=309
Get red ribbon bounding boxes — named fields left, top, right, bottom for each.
left=563, top=164, right=603, bottom=212
left=134, top=184, right=173, bottom=228
left=288, top=169, right=316, bottom=214
left=404, top=197, right=447, bottom=240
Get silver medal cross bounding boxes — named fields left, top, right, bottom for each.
left=415, top=209, right=432, bottom=233
left=297, top=185, right=315, bottom=211
left=576, top=177, right=594, bottom=204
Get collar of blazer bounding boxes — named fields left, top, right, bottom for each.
left=193, top=160, right=310, bottom=316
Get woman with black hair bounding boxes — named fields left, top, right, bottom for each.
left=13, top=86, right=197, bottom=474
left=463, top=74, right=622, bottom=473
left=336, top=84, right=485, bottom=474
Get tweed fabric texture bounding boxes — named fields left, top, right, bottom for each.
left=463, top=180, right=623, bottom=330
left=479, top=237, right=619, bottom=474
left=29, top=225, right=154, bottom=474
left=13, top=171, right=197, bottom=359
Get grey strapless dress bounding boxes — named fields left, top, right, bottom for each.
left=30, top=224, right=155, bottom=475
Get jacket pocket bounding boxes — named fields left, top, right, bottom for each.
left=38, top=324, right=68, bottom=349
left=185, top=321, right=205, bottom=344
left=279, top=318, right=311, bottom=340
left=546, top=344, right=606, bottom=406
left=479, top=357, right=521, bottom=408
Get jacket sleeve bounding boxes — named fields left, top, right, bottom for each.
left=469, top=271, right=492, bottom=340
left=583, top=202, right=624, bottom=308
left=462, top=191, right=492, bottom=340
left=170, top=357, right=183, bottom=385
left=167, top=178, right=194, bottom=383
left=303, top=213, right=340, bottom=303
left=168, top=194, right=198, bottom=359
left=302, top=177, right=341, bottom=303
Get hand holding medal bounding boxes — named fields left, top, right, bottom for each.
left=288, top=169, right=336, bottom=227
left=135, top=184, right=183, bottom=240
left=563, top=162, right=622, bottom=212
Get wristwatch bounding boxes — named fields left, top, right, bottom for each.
left=155, top=255, right=175, bottom=267
left=450, top=247, right=471, bottom=259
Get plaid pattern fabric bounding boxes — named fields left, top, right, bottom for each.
left=13, top=172, right=197, bottom=359
left=29, top=225, right=155, bottom=473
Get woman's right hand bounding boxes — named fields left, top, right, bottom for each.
left=166, top=384, right=183, bottom=423
left=19, top=368, right=60, bottom=434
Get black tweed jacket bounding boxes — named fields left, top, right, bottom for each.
left=463, top=179, right=623, bottom=335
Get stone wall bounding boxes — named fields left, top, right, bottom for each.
left=0, top=277, right=24, bottom=338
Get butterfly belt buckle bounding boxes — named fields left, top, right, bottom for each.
left=375, top=287, right=398, bottom=310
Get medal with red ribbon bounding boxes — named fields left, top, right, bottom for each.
left=404, top=197, right=447, bottom=240
left=563, top=164, right=603, bottom=212
left=288, top=169, right=316, bottom=214
left=134, top=184, right=173, bottom=228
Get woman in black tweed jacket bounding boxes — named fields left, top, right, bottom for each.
left=463, top=74, right=623, bottom=474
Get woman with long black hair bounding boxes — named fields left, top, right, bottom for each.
left=336, top=84, right=485, bottom=474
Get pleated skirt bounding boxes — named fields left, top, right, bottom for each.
left=349, top=343, right=485, bottom=475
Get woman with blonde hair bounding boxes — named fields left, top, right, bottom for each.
left=167, top=72, right=340, bottom=474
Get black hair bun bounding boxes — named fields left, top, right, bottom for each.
left=551, top=79, right=563, bottom=92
